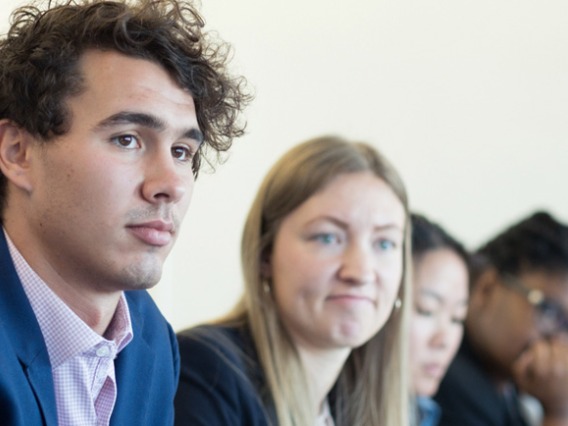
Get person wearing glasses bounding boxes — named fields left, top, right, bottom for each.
left=434, top=211, right=568, bottom=426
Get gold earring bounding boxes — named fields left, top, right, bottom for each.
left=262, top=280, right=271, bottom=294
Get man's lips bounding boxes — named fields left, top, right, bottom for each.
left=127, top=220, right=174, bottom=247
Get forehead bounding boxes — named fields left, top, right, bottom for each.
left=67, top=49, right=197, bottom=127
left=285, top=171, right=406, bottom=228
left=414, top=249, right=469, bottom=301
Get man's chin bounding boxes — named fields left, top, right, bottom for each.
left=120, top=262, right=163, bottom=291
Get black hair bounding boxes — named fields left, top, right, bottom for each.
left=476, top=211, right=568, bottom=277
left=0, top=0, right=251, bottom=214
left=411, top=213, right=469, bottom=268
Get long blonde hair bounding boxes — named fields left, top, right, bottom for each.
left=223, top=136, right=411, bottom=425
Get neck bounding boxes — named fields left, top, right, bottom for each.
left=48, top=280, right=121, bottom=335
left=297, top=345, right=351, bottom=414
left=4, top=222, right=121, bottom=336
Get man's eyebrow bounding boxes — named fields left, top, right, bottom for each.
left=184, top=128, right=204, bottom=146
left=95, top=111, right=204, bottom=146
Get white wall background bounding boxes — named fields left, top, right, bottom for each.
left=3, top=0, right=567, bottom=331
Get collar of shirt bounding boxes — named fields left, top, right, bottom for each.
left=417, top=395, right=441, bottom=426
left=4, top=229, right=133, bottom=368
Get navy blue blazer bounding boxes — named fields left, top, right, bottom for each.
left=0, top=230, right=180, bottom=425
left=175, top=324, right=274, bottom=426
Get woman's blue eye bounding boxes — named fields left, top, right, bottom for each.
left=376, top=239, right=395, bottom=251
left=313, top=233, right=339, bottom=245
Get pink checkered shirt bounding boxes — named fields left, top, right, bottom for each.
left=5, top=230, right=133, bottom=426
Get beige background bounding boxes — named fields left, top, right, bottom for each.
left=2, top=0, right=567, bottom=331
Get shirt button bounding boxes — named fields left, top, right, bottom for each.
left=96, top=346, right=110, bottom=357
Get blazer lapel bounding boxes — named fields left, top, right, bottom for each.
left=24, top=358, right=59, bottom=426
left=111, top=297, right=157, bottom=425
left=0, top=231, right=58, bottom=425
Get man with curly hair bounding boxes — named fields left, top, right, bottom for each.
left=435, top=212, right=568, bottom=426
left=0, top=0, right=249, bottom=424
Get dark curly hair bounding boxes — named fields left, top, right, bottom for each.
left=0, top=0, right=251, bottom=212
left=411, top=213, right=469, bottom=267
left=475, top=211, right=568, bottom=278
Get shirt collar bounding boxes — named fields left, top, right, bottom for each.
left=4, top=228, right=133, bottom=368
left=417, top=396, right=441, bottom=426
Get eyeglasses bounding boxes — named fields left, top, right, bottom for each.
left=501, top=273, right=568, bottom=335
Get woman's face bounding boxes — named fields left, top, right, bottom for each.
left=409, top=248, right=469, bottom=396
left=268, top=171, right=406, bottom=354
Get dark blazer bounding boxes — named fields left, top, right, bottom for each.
left=0, top=230, right=180, bottom=425
left=175, top=324, right=274, bottom=426
left=434, top=334, right=528, bottom=426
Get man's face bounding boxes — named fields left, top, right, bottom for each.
left=468, top=269, right=568, bottom=380
left=22, top=50, right=201, bottom=293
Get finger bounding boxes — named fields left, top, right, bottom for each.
left=549, top=339, right=568, bottom=377
left=528, top=339, right=552, bottom=378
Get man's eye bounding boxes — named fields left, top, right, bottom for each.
left=111, top=134, right=139, bottom=149
left=172, top=145, right=193, bottom=162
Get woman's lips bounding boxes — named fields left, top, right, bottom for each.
left=327, top=294, right=375, bottom=306
left=421, top=363, right=446, bottom=379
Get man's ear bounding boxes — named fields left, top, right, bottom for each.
left=0, top=119, right=34, bottom=192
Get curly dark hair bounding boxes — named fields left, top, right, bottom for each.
left=411, top=213, right=469, bottom=267
left=0, top=0, right=251, bottom=212
left=475, top=211, right=568, bottom=278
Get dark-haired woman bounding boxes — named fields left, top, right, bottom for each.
left=409, top=214, right=469, bottom=426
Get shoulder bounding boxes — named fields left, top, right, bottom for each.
left=0, top=325, right=54, bottom=426
left=177, top=324, right=248, bottom=352
left=177, top=324, right=252, bottom=379
left=435, top=338, right=502, bottom=425
left=121, top=290, right=178, bottom=376
left=124, top=289, right=163, bottom=317
left=175, top=324, right=270, bottom=426
left=123, top=290, right=175, bottom=341
left=0, top=236, right=57, bottom=425
left=111, top=291, right=179, bottom=424
left=437, top=339, right=496, bottom=399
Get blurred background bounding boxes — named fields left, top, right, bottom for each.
left=2, top=0, right=567, bottom=330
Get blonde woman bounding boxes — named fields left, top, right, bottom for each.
left=175, top=136, right=411, bottom=425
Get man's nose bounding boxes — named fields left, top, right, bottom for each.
left=141, top=151, right=191, bottom=204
